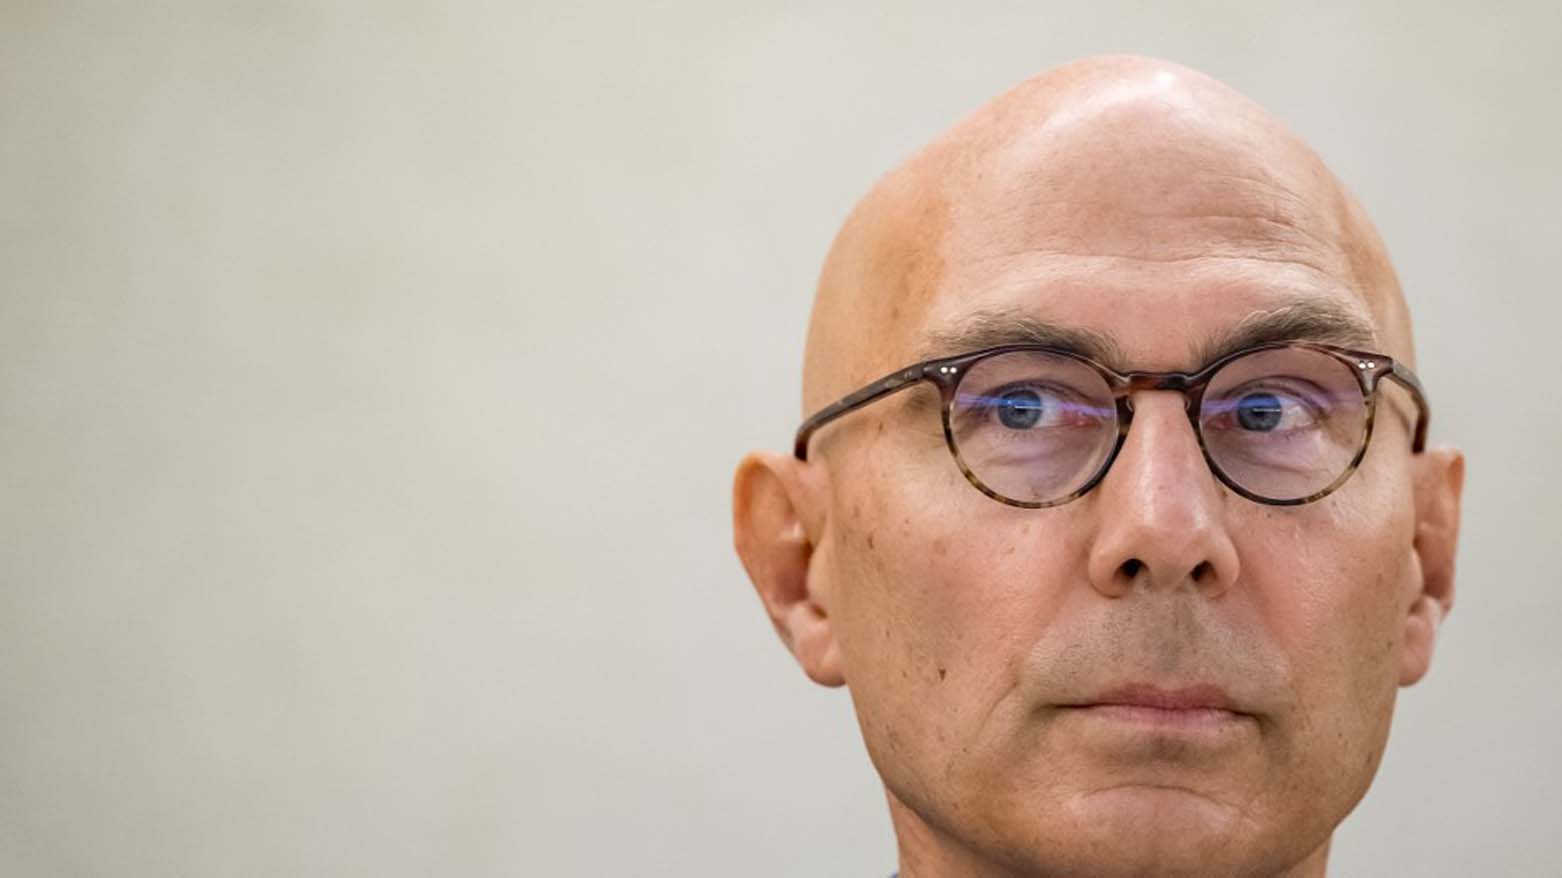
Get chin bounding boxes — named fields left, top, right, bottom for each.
left=1034, top=786, right=1301, bottom=877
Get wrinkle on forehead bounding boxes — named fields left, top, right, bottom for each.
left=802, top=56, right=1416, bottom=418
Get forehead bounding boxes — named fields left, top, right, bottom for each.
left=917, top=254, right=1376, bottom=373
left=912, top=89, right=1374, bottom=371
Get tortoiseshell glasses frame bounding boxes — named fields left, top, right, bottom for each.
left=793, top=342, right=1430, bottom=508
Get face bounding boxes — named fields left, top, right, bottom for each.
left=735, top=63, right=1463, bottom=878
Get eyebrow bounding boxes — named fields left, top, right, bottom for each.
left=917, top=308, right=1127, bottom=368
left=1194, top=299, right=1379, bottom=365
left=916, top=298, right=1380, bottom=372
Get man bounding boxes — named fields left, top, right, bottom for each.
left=731, top=55, right=1465, bottom=877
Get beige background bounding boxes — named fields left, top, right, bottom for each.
left=2, top=1, right=1559, bottom=875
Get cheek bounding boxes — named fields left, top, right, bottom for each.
left=834, top=459, right=1085, bottom=672
left=823, top=442, right=1089, bottom=776
left=1240, top=467, right=1416, bottom=776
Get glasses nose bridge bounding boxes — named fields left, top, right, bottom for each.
left=1118, top=370, right=1202, bottom=413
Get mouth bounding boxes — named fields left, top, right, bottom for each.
left=1061, top=683, right=1252, bottom=731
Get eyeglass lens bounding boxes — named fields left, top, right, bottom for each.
left=948, top=347, right=1369, bottom=505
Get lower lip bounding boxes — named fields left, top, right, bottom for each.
left=1066, top=704, right=1247, bottom=730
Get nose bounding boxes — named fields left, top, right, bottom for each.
left=1085, top=391, right=1240, bottom=598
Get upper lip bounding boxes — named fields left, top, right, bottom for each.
left=1077, top=683, right=1243, bottom=713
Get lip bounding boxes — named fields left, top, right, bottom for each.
left=1061, top=683, right=1251, bottom=729
left=1084, top=683, right=1241, bottom=713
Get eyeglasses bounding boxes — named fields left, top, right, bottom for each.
left=794, top=342, right=1430, bottom=507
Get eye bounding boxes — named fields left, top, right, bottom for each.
left=996, top=388, right=1046, bottom=429
left=1211, top=388, right=1320, bottom=434
left=952, top=374, right=1113, bottom=439
left=1235, top=392, right=1284, bottom=431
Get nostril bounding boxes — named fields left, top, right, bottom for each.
left=1192, top=560, right=1213, bottom=582
left=1120, top=558, right=1143, bottom=579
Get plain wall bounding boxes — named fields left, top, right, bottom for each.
left=2, top=1, right=1559, bottom=875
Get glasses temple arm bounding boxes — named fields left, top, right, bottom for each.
left=793, top=367, right=930, bottom=460
left=1385, top=362, right=1431, bottom=453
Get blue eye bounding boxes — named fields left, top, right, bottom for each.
left=996, top=389, right=1045, bottom=429
left=1235, top=392, right=1283, bottom=431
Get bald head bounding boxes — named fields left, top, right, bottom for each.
left=740, top=56, right=1467, bottom=878
left=739, top=55, right=1465, bottom=878
left=803, top=55, right=1412, bottom=414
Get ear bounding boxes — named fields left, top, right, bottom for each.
left=732, top=451, right=844, bottom=687
left=1399, top=445, right=1465, bottom=686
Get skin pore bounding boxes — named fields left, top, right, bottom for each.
left=733, top=56, right=1464, bottom=877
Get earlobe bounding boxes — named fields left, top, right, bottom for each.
left=732, top=452, right=845, bottom=687
left=1399, top=446, right=1466, bottom=686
